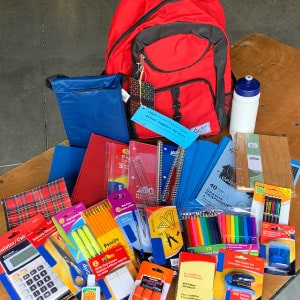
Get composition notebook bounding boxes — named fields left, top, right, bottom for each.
left=235, top=132, right=294, bottom=193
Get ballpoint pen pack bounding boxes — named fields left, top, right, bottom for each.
left=27, top=216, right=86, bottom=295
left=129, top=261, right=174, bottom=300
left=51, top=202, right=93, bottom=278
left=214, top=249, right=265, bottom=300
left=260, top=222, right=296, bottom=276
left=145, top=206, right=184, bottom=272
left=88, top=244, right=137, bottom=300
left=251, top=182, right=292, bottom=233
left=0, top=214, right=71, bottom=300
left=107, top=188, right=152, bottom=264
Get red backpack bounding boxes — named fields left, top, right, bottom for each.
left=105, top=0, right=233, bottom=139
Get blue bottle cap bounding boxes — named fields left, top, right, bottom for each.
left=235, top=75, right=260, bottom=97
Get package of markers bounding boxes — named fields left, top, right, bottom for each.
left=219, top=212, right=259, bottom=255
left=89, top=244, right=138, bottom=300
left=260, top=222, right=296, bottom=276
left=129, top=261, right=174, bottom=300
left=0, top=214, right=72, bottom=300
left=27, top=216, right=85, bottom=295
left=214, top=249, right=265, bottom=300
left=251, top=182, right=292, bottom=233
left=51, top=202, right=93, bottom=277
left=107, top=188, right=152, bottom=265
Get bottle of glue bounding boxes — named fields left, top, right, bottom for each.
left=81, top=274, right=101, bottom=300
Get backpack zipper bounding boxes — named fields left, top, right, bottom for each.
left=155, top=78, right=215, bottom=100
left=140, top=39, right=212, bottom=73
left=106, top=0, right=181, bottom=63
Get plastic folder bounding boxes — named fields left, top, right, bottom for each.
left=48, top=73, right=130, bottom=148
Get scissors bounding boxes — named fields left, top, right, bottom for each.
left=50, top=238, right=86, bottom=287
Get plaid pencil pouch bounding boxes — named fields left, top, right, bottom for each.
left=1, top=178, right=72, bottom=230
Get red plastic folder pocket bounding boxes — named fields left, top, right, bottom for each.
left=71, top=133, right=126, bottom=208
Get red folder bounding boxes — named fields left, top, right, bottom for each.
left=71, top=133, right=125, bottom=207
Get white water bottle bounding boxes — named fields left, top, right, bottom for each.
left=229, top=75, right=261, bottom=138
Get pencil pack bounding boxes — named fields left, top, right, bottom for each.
left=251, top=182, right=292, bottom=233
left=260, top=222, right=296, bottom=276
left=0, top=214, right=72, bottom=300
left=81, top=200, right=137, bottom=268
left=27, top=216, right=85, bottom=296
left=129, top=261, right=174, bottom=300
left=51, top=202, right=93, bottom=278
left=107, top=188, right=152, bottom=265
left=214, top=249, right=265, bottom=300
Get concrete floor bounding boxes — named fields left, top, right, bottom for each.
left=1, top=1, right=300, bottom=299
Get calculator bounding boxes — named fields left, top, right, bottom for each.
left=0, top=239, right=70, bottom=300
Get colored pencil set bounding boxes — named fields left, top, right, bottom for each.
left=217, top=213, right=258, bottom=244
left=263, top=195, right=282, bottom=223
left=181, top=212, right=222, bottom=247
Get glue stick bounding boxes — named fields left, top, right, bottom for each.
left=81, top=274, right=101, bottom=300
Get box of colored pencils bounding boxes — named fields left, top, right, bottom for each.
left=251, top=182, right=292, bottom=233
left=260, top=222, right=296, bottom=276
left=181, top=211, right=225, bottom=255
left=217, top=213, right=259, bottom=255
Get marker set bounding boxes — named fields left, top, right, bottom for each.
left=217, top=213, right=258, bottom=245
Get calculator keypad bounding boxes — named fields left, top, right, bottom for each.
left=11, top=258, right=68, bottom=300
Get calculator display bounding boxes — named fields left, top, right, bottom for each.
left=9, top=244, right=38, bottom=268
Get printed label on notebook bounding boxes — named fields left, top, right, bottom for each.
left=131, top=105, right=198, bottom=148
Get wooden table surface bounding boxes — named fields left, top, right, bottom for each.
left=1, top=34, right=300, bottom=299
